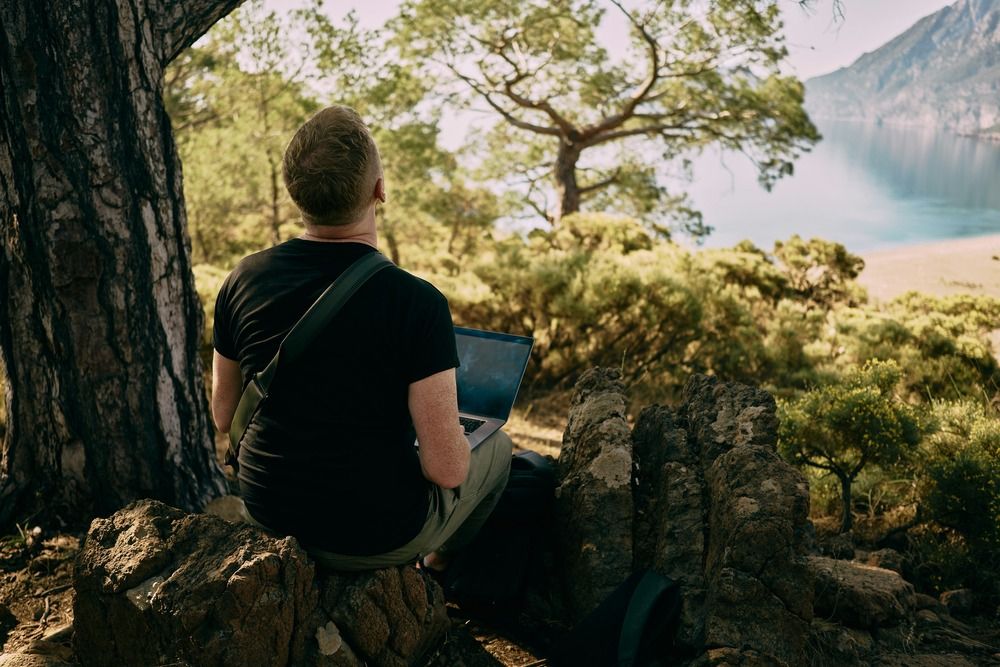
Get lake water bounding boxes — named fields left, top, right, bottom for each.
left=687, top=120, right=1000, bottom=253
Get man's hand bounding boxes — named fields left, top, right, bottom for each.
left=409, top=368, right=470, bottom=489
left=212, top=351, right=242, bottom=433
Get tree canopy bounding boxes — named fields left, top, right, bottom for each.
left=394, top=0, right=819, bottom=231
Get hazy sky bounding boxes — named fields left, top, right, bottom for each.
left=779, top=0, right=954, bottom=79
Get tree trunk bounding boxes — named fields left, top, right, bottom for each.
left=0, top=0, right=240, bottom=529
left=552, top=140, right=582, bottom=224
left=838, top=472, right=854, bottom=533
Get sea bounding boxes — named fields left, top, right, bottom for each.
left=687, top=120, right=1000, bottom=253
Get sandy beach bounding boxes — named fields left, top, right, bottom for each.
left=858, top=234, right=1000, bottom=303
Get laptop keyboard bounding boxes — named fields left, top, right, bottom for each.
left=460, top=416, right=486, bottom=435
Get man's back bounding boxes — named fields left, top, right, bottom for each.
left=213, top=240, right=458, bottom=555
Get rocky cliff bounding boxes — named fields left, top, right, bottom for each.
left=805, top=0, right=1000, bottom=136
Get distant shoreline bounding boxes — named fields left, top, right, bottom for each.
left=809, top=116, right=1000, bottom=143
left=858, top=232, right=1000, bottom=303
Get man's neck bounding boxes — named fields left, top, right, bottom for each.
left=299, top=214, right=378, bottom=249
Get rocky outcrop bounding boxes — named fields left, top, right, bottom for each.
left=940, top=589, right=976, bottom=616
left=72, top=500, right=447, bottom=667
left=555, top=368, right=634, bottom=620
left=558, top=370, right=815, bottom=666
left=808, top=556, right=916, bottom=630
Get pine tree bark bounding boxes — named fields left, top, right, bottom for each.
left=0, top=0, right=242, bottom=528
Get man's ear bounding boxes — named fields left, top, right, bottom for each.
left=374, top=177, right=386, bottom=204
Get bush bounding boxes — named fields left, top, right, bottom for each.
left=193, top=263, right=231, bottom=369
left=913, top=400, right=1000, bottom=600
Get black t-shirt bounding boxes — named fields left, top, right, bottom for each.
left=213, top=240, right=459, bottom=555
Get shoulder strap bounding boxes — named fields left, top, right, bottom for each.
left=226, top=251, right=393, bottom=468
left=255, top=251, right=393, bottom=390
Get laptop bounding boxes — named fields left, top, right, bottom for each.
left=455, top=326, right=534, bottom=448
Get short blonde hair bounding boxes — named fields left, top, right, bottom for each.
left=282, top=106, right=382, bottom=226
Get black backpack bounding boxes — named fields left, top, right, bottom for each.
left=548, top=570, right=682, bottom=667
left=438, top=450, right=556, bottom=615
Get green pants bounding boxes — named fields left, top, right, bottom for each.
left=283, top=429, right=514, bottom=572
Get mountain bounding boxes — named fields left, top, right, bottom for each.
left=805, top=0, right=1000, bottom=136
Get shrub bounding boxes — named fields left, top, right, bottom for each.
left=778, top=360, right=923, bottom=533
left=913, top=400, right=1000, bottom=601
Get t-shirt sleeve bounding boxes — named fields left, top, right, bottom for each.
left=212, top=274, right=239, bottom=361
left=403, top=286, right=460, bottom=384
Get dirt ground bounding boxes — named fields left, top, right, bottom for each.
left=0, top=530, right=77, bottom=660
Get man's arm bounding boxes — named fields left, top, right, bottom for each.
left=212, top=350, right=243, bottom=433
left=409, top=368, right=470, bottom=489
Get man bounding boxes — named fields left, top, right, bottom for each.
left=211, top=105, right=512, bottom=572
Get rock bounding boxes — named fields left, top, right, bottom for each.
left=555, top=367, right=633, bottom=620
left=940, top=588, right=975, bottom=615
left=866, top=548, right=904, bottom=574
left=915, top=609, right=942, bottom=625
left=0, top=640, right=77, bottom=667
left=632, top=403, right=708, bottom=649
left=807, top=619, right=873, bottom=666
left=808, top=556, right=916, bottom=629
left=0, top=604, right=16, bottom=646
left=818, top=531, right=855, bottom=560
left=630, top=373, right=814, bottom=665
left=915, top=592, right=944, bottom=612
left=203, top=494, right=253, bottom=523
left=40, top=624, right=72, bottom=644
left=73, top=500, right=447, bottom=667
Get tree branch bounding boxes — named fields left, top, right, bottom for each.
left=578, top=168, right=621, bottom=194
left=587, top=121, right=694, bottom=146
left=158, top=0, right=246, bottom=66
left=482, top=39, right=577, bottom=136
left=446, top=64, right=562, bottom=136
left=581, top=0, right=661, bottom=141
left=802, top=459, right=835, bottom=472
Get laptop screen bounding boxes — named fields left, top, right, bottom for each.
left=455, top=327, right=533, bottom=420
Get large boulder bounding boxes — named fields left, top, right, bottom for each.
left=560, top=371, right=815, bottom=666
left=555, top=367, right=634, bottom=620
left=666, top=375, right=812, bottom=665
left=808, top=556, right=916, bottom=629
left=73, top=500, right=447, bottom=667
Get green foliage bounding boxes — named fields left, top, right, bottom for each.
left=827, top=293, right=1000, bottom=403
left=444, top=214, right=703, bottom=397
left=166, top=0, right=323, bottom=266
left=778, top=360, right=923, bottom=531
left=773, top=234, right=866, bottom=308
left=193, top=264, right=230, bottom=361
left=918, top=401, right=1000, bottom=559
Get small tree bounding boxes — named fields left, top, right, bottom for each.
left=778, top=360, right=922, bottom=533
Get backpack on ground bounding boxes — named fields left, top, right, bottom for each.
left=438, top=450, right=556, bottom=616
left=548, top=570, right=683, bottom=667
